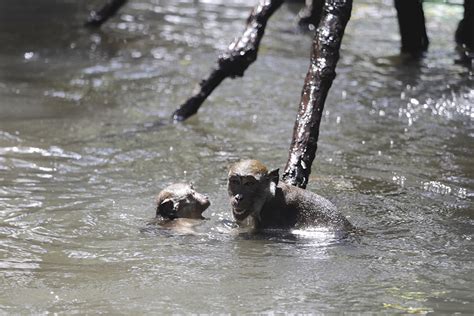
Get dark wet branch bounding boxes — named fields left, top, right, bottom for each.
left=282, top=0, right=352, bottom=189
left=298, top=0, right=324, bottom=31
left=172, top=0, right=284, bottom=122
left=456, top=0, right=474, bottom=50
left=85, top=0, right=128, bottom=27
left=394, top=0, right=429, bottom=57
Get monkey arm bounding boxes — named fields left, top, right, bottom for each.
left=85, top=0, right=128, bottom=27
left=172, top=0, right=284, bottom=121
left=283, top=0, right=352, bottom=189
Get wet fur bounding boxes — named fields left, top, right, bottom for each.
left=256, top=182, right=354, bottom=231
left=228, top=160, right=354, bottom=232
left=148, top=183, right=210, bottom=233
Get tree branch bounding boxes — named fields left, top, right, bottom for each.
left=172, top=0, right=284, bottom=121
left=394, top=0, right=429, bottom=56
left=283, top=0, right=352, bottom=189
left=85, top=0, right=128, bottom=27
left=298, top=0, right=324, bottom=31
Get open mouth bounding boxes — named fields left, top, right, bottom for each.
left=232, top=208, right=251, bottom=221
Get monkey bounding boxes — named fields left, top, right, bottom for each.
left=147, top=183, right=210, bottom=234
left=227, top=159, right=355, bottom=232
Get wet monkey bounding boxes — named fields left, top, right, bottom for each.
left=227, top=159, right=354, bottom=232
left=148, top=183, right=210, bottom=233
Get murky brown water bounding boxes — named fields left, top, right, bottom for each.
left=1, top=0, right=473, bottom=313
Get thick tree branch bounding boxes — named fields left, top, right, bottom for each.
left=394, top=0, right=429, bottom=56
left=172, top=0, right=284, bottom=122
left=283, top=0, right=352, bottom=189
left=456, top=0, right=474, bottom=56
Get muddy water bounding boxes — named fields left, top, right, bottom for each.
left=0, top=0, right=472, bottom=313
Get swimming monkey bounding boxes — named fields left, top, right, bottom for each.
left=227, top=159, right=354, bottom=232
left=148, top=183, right=210, bottom=233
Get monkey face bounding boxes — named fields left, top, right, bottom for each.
left=227, top=175, right=267, bottom=221
left=175, top=188, right=210, bottom=219
left=156, top=183, right=210, bottom=220
left=227, top=159, right=280, bottom=223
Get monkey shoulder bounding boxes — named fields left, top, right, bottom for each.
left=277, top=182, right=332, bottom=208
left=277, top=183, right=353, bottom=230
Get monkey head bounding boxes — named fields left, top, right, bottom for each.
left=156, top=183, right=210, bottom=220
left=227, top=159, right=279, bottom=222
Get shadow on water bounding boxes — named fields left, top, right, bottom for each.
left=0, top=0, right=142, bottom=121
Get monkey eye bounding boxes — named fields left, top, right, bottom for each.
left=180, top=197, right=192, bottom=205
left=229, top=178, right=240, bottom=185
left=243, top=180, right=256, bottom=186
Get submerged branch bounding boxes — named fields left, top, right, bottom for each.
left=394, top=0, right=429, bottom=57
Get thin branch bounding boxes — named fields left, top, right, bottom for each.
left=172, top=0, right=284, bottom=121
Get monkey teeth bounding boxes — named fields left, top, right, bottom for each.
left=233, top=209, right=246, bottom=215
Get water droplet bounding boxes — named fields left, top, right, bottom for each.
left=24, top=52, right=34, bottom=60
left=131, top=51, right=142, bottom=58
left=410, top=98, right=419, bottom=105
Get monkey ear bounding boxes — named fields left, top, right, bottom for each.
left=157, top=198, right=177, bottom=219
left=267, top=168, right=279, bottom=186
